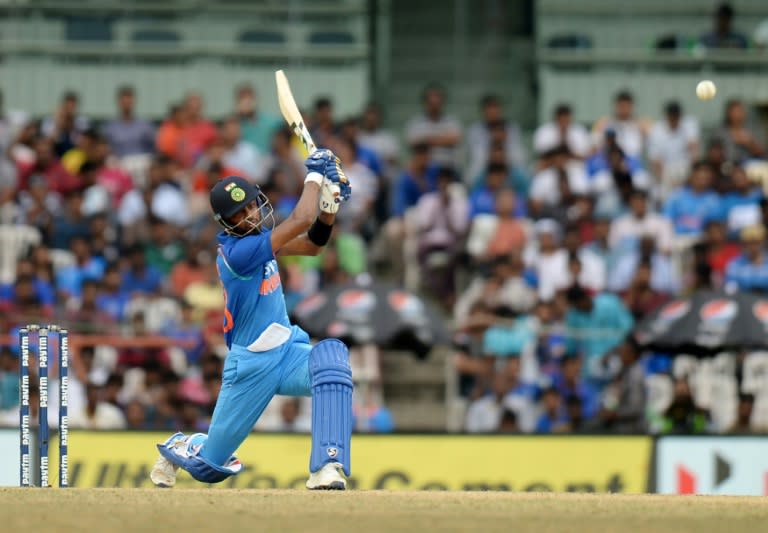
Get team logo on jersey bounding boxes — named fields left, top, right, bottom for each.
left=259, top=260, right=281, bottom=295
left=230, top=187, right=246, bottom=202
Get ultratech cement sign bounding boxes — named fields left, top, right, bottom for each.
left=5, top=431, right=651, bottom=492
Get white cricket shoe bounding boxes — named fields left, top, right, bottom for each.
left=305, top=462, right=346, bottom=490
left=150, top=455, right=179, bottom=488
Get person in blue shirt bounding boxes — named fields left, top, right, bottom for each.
left=535, top=387, right=570, bottom=433
left=664, top=162, right=723, bottom=237
left=151, top=149, right=354, bottom=491
left=121, top=245, right=163, bottom=295
left=391, top=143, right=439, bottom=218
left=725, top=224, right=768, bottom=292
left=719, top=165, right=763, bottom=238
left=565, top=285, right=634, bottom=385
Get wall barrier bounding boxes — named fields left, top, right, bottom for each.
left=0, top=431, right=651, bottom=491
left=5, top=430, right=767, bottom=494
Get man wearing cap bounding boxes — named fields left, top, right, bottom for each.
left=150, top=149, right=356, bottom=490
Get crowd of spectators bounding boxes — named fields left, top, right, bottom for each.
left=0, top=61, right=767, bottom=435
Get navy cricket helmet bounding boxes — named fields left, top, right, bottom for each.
left=210, top=175, right=274, bottom=235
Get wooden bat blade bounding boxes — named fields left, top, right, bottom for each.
left=275, top=69, right=316, bottom=154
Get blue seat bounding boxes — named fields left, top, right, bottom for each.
left=546, top=33, right=592, bottom=49
left=239, top=30, right=285, bottom=44
left=308, top=31, right=355, bottom=45
left=65, top=17, right=114, bottom=42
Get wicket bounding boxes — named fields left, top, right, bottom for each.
left=19, top=324, right=69, bottom=488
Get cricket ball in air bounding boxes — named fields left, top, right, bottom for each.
left=696, top=80, right=717, bottom=100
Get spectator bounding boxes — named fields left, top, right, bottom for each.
left=144, top=217, right=184, bottom=275
left=620, top=256, right=671, bottom=319
left=552, top=354, right=600, bottom=420
left=648, top=101, right=700, bottom=194
left=182, top=91, right=217, bottom=166
left=416, top=168, right=469, bottom=309
left=233, top=83, right=281, bottom=154
left=467, top=94, right=527, bottom=182
left=310, top=97, right=336, bottom=149
left=727, top=394, right=755, bottom=434
left=598, top=338, right=647, bottom=433
left=55, top=236, right=106, bottom=299
left=660, top=378, right=708, bottom=434
left=125, top=400, right=149, bottom=430
left=527, top=219, right=570, bottom=300
left=69, top=383, right=127, bottom=430
left=332, top=137, right=378, bottom=235
left=720, top=165, right=763, bottom=236
left=169, top=244, right=210, bottom=298
left=609, top=235, right=680, bottom=294
left=712, top=99, right=766, bottom=164
left=265, top=127, right=306, bottom=197
left=565, top=284, right=634, bottom=383
left=533, top=103, right=591, bottom=159
left=703, top=220, right=741, bottom=285
left=724, top=225, right=768, bottom=292
left=705, top=138, right=732, bottom=194
left=156, top=103, right=189, bottom=166
left=529, top=145, right=589, bottom=220
left=103, top=85, right=156, bottom=158
left=563, top=226, right=606, bottom=294
left=358, top=102, right=400, bottom=181
left=587, top=131, right=650, bottom=212
left=466, top=189, right=528, bottom=262
left=405, top=83, right=462, bottom=168
left=454, top=254, right=537, bottom=324
left=96, top=263, right=130, bottom=322
left=664, top=162, right=722, bottom=238
left=592, top=90, right=650, bottom=159
left=122, top=244, right=164, bottom=295
left=220, top=115, right=265, bottom=184
left=609, top=188, right=674, bottom=254
left=465, top=359, right=537, bottom=433
left=700, top=3, right=748, bottom=49
left=534, top=387, right=570, bottom=433
left=19, top=136, right=80, bottom=194
left=41, top=90, right=90, bottom=157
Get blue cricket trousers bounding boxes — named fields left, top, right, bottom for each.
left=200, top=325, right=312, bottom=465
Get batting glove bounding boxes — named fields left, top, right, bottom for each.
left=325, top=156, right=351, bottom=202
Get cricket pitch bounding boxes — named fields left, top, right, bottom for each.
left=1, top=488, right=766, bottom=532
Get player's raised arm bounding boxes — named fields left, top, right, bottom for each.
left=274, top=150, right=352, bottom=257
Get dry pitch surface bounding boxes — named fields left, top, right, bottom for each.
left=1, top=488, right=767, bottom=532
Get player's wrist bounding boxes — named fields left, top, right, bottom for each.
left=304, top=172, right=324, bottom=186
left=307, top=217, right=333, bottom=246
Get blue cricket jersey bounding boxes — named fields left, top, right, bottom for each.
left=215, top=230, right=290, bottom=349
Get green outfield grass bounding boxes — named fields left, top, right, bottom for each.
left=1, top=488, right=766, bottom=532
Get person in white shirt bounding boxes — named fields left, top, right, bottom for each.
left=466, top=94, right=527, bottom=181
left=609, top=188, right=675, bottom=254
left=220, top=115, right=265, bottom=184
left=405, top=83, right=462, bottom=168
left=525, top=219, right=570, bottom=301
left=358, top=102, right=400, bottom=180
left=529, top=145, right=589, bottom=219
left=592, top=90, right=651, bottom=159
left=69, top=382, right=127, bottom=430
left=533, top=103, right=592, bottom=159
left=648, top=101, right=700, bottom=196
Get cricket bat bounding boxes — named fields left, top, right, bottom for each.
left=275, top=69, right=317, bottom=155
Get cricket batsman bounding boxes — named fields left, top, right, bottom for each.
left=150, top=149, right=353, bottom=490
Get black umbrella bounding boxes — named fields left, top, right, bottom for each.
left=634, top=290, right=768, bottom=355
left=291, top=281, right=448, bottom=358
